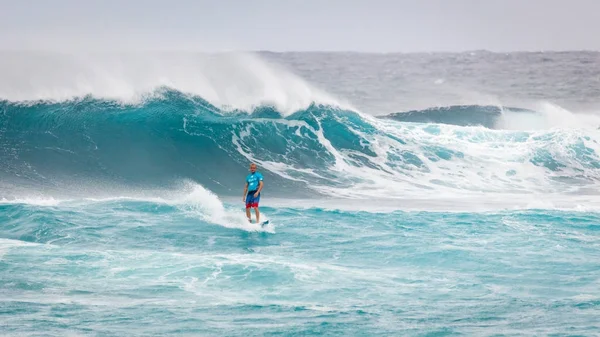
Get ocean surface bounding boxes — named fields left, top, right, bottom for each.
left=1, top=51, right=600, bottom=336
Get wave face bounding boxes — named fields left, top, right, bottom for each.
left=2, top=92, right=600, bottom=198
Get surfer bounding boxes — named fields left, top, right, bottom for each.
left=243, top=163, right=264, bottom=223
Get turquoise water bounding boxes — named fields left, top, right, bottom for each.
left=1, top=197, right=599, bottom=335
left=2, top=51, right=600, bottom=335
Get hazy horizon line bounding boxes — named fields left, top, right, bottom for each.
left=1, top=48, right=599, bottom=55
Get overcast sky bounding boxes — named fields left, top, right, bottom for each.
left=1, top=0, right=599, bottom=52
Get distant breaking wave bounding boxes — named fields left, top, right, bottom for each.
left=380, top=105, right=534, bottom=129
left=381, top=104, right=600, bottom=131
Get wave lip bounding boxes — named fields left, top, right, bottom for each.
left=0, top=51, right=352, bottom=116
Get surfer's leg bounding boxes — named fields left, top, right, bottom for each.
left=246, top=206, right=252, bottom=222
left=253, top=207, right=260, bottom=223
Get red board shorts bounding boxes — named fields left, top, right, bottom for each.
left=245, top=191, right=260, bottom=208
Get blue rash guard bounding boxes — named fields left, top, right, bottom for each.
left=245, top=172, right=263, bottom=208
